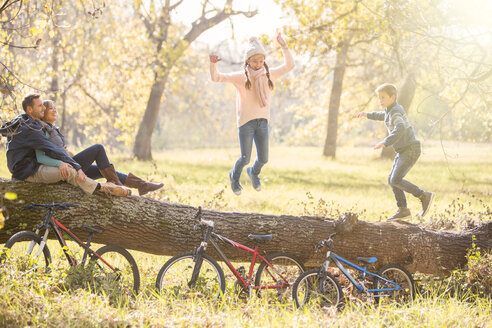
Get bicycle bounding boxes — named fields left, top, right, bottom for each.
left=155, top=207, right=305, bottom=301
left=292, top=233, right=415, bottom=309
left=0, top=202, right=140, bottom=295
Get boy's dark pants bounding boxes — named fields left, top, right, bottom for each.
left=388, top=142, right=424, bottom=208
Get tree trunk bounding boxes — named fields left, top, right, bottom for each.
left=381, top=72, right=417, bottom=159
left=323, top=42, right=350, bottom=158
left=133, top=75, right=167, bottom=160
left=1, top=179, right=490, bottom=275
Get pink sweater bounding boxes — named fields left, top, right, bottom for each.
left=210, top=47, right=295, bottom=127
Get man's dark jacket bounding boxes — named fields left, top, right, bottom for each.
left=2, top=114, right=81, bottom=180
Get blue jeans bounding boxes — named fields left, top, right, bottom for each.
left=72, top=144, right=127, bottom=184
left=231, top=119, right=269, bottom=181
left=388, top=142, right=424, bottom=208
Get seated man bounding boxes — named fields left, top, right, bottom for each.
left=2, top=94, right=130, bottom=197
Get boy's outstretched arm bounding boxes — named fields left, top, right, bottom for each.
left=374, top=141, right=385, bottom=150
left=366, top=111, right=385, bottom=121
left=356, top=112, right=367, bottom=118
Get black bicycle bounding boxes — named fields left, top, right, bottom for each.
left=156, top=207, right=305, bottom=301
left=0, top=203, right=140, bottom=295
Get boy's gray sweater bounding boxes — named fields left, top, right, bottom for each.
left=367, top=102, right=419, bottom=153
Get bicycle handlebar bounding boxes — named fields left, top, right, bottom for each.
left=199, top=218, right=214, bottom=228
left=23, top=203, right=80, bottom=211
left=315, top=232, right=337, bottom=251
left=193, top=206, right=202, bottom=220
left=192, top=206, right=214, bottom=229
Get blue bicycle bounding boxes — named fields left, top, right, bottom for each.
left=292, top=233, right=415, bottom=309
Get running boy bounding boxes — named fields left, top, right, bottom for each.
left=209, top=33, right=294, bottom=195
left=356, top=83, right=433, bottom=220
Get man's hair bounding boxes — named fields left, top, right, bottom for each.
left=375, top=83, right=397, bottom=97
left=22, top=94, right=41, bottom=112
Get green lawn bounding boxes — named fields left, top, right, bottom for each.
left=1, top=142, right=491, bottom=327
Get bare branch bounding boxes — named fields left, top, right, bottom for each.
left=0, top=0, right=23, bottom=24
left=0, top=39, right=39, bottom=49
left=182, top=2, right=258, bottom=46
left=469, top=67, right=492, bottom=83
left=308, top=0, right=362, bottom=33
left=168, top=0, right=184, bottom=12
left=0, top=61, right=45, bottom=92
left=75, top=82, right=112, bottom=115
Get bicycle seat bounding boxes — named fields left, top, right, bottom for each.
left=356, top=256, right=377, bottom=264
left=82, top=225, right=104, bottom=234
left=247, top=234, right=273, bottom=241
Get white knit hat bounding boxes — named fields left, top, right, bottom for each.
left=244, top=36, right=266, bottom=62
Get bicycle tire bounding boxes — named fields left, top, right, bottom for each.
left=373, top=263, right=415, bottom=305
left=292, top=268, right=344, bottom=309
left=254, top=252, right=305, bottom=302
left=0, top=231, right=52, bottom=271
left=155, top=251, right=225, bottom=299
left=90, top=244, right=140, bottom=295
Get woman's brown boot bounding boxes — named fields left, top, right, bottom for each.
left=124, top=173, right=164, bottom=196
left=99, top=164, right=123, bottom=185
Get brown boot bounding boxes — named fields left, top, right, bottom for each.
left=99, top=182, right=131, bottom=197
left=124, top=173, right=164, bottom=196
left=99, top=164, right=123, bottom=186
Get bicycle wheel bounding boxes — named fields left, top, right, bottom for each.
left=155, top=251, right=225, bottom=299
left=373, top=264, right=415, bottom=305
left=254, top=252, right=305, bottom=303
left=292, top=268, right=344, bottom=309
left=89, top=244, right=140, bottom=295
left=0, top=231, right=51, bottom=272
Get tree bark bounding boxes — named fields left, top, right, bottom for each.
left=1, top=179, right=490, bottom=275
left=323, top=41, right=350, bottom=158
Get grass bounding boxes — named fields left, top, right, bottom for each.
left=0, top=141, right=491, bottom=327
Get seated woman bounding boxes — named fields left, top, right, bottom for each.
left=36, top=100, right=163, bottom=196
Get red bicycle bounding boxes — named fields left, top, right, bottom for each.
left=0, top=203, right=140, bottom=295
left=155, top=207, right=305, bottom=301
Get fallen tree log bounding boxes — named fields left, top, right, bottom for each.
left=1, top=178, right=491, bottom=275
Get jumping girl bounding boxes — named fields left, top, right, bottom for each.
left=209, top=32, right=294, bottom=195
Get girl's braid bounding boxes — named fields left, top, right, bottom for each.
left=244, top=62, right=252, bottom=90
left=264, top=62, right=274, bottom=90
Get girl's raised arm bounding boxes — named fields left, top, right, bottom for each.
left=270, top=32, right=295, bottom=79
left=209, top=54, right=242, bottom=84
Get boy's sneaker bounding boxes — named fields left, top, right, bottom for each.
left=419, top=191, right=434, bottom=217
left=229, top=170, right=242, bottom=195
left=387, top=207, right=411, bottom=221
left=246, top=167, right=261, bottom=191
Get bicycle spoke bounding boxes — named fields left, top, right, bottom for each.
left=89, top=245, right=140, bottom=297
left=156, top=252, right=224, bottom=300
left=1, top=231, right=51, bottom=273
left=293, top=269, right=343, bottom=309
left=255, top=253, right=305, bottom=303
left=374, top=264, right=415, bottom=305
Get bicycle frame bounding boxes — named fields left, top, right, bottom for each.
left=324, top=250, right=401, bottom=294
left=195, top=226, right=291, bottom=290
left=30, top=208, right=116, bottom=271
